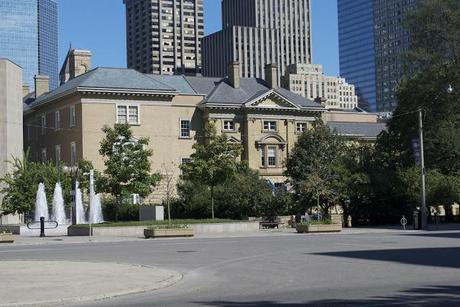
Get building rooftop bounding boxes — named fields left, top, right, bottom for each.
left=27, top=67, right=323, bottom=111
left=328, top=122, right=387, bottom=139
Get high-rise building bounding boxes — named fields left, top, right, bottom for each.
left=202, top=0, right=312, bottom=80
left=0, top=0, right=58, bottom=90
left=283, top=64, right=358, bottom=110
left=338, top=0, right=419, bottom=112
left=0, top=59, right=23, bottom=224
left=124, top=0, right=204, bottom=75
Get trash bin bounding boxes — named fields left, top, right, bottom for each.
left=413, top=210, right=421, bottom=230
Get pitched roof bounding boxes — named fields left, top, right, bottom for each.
left=185, top=76, right=322, bottom=109
left=328, top=122, right=387, bottom=139
left=30, top=67, right=177, bottom=108
left=146, top=75, right=197, bottom=94
left=26, top=67, right=322, bottom=112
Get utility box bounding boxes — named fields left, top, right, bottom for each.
left=139, top=206, right=164, bottom=221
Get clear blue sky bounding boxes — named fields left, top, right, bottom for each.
left=59, top=0, right=339, bottom=76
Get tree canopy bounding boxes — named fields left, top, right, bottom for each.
left=285, top=120, right=345, bottom=216
left=99, top=124, right=160, bottom=206
left=180, top=123, right=242, bottom=219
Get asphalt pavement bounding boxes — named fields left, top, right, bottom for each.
left=1, top=228, right=460, bottom=306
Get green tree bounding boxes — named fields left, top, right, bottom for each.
left=285, top=120, right=345, bottom=216
left=99, top=123, right=160, bottom=220
left=0, top=152, right=74, bottom=217
left=387, top=0, right=460, bottom=175
left=214, top=164, right=273, bottom=219
left=404, top=0, right=460, bottom=71
left=180, top=124, right=242, bottom=219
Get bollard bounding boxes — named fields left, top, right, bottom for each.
left=347, top=215, right=352, bottom=228
left=40, top=217, right=45, bottom=237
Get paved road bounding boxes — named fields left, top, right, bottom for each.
left=1, top=230, right=460, bottom=306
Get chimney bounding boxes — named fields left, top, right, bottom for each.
left=60, top=49, right=92, bottom=85
left=23, top=84, right=30, bottom=98
left=228, top=61, right=240, bottom=89
left=265, top=63, right=279, bottom=89
left=35, top=75, right=49, bottom=98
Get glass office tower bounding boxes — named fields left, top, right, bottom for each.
left=338, top=0, right=419, bottom=112
left=0, top=0, right=58, bottom=90
left=338, top=0, right=376, bottom=111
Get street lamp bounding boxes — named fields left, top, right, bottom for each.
left=63, top=166, right=79, bottom=225
left=418, top=83, right=453, bottom=230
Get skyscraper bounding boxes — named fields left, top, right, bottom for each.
left=202, top=0, right=312, bottom=80
left=0, top=0, right=58, bottom=90
left=338, top=0, right=419, bottom=112
left=124, top=0, right=204, bottom=75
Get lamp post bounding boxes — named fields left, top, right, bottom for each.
left=418, top=84, right=453, bottom=230
left=418, top=108, right=427, bottom=230
left=63, top=166, right=79, bottom=225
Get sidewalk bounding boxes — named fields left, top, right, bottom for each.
left=3, top=223, right=460, bottom=246
left=0, top=261, right=181, bottom=307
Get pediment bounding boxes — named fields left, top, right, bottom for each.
left=244, top=90, right=300, bottom=110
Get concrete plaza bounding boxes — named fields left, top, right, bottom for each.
left=0, top=228, right=459, bottom=306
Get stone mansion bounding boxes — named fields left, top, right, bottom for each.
left=22, top=50, right=385, bottom=201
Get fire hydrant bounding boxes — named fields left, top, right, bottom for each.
left=347, top=215, right=352, bottom=228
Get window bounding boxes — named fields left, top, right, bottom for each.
left=117, top=106, right=127, bottom=123
left=69, top=105, right=76, bottom=127
left=263, top=121, right=277, bottom=131
left=70, top=142, right=77, bottom=166
left=267, top=147, right=277, bottom=166
left=223, top=120, right=234, bottom=131
left=55, top=111, right=60, bottom=130
left=296, top=122, right=307, bottom=133
left=41, top=115, right=46, bottom=135
left=117, top=105, right=140, bottom=124
left=260, top=148, right=265, bottom=167
left=55, top=145, right=61, bottom=166
left=41, top=148, right=47, bottom=163
left=128, top=106, right=139, bottom=124
left=180, top=119, right=191, bottom=138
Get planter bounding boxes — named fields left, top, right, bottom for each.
left=296, top=223, right=342, bottom=233
left=144, top=228, right=194, bottom=239
left=0, top=233, right=14, bottom=243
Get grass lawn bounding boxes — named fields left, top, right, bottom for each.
left=71, top=219, right=244, bottom=228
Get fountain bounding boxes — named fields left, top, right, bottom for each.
left=34, top=183, right=49, bottom=221
left=89, top=185, right=104, bottom=224
left=51, top=183, right=67, bottom=225
left=75, top=181, right=87, bottom=224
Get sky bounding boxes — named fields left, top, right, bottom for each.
left=59, top=0, right=339, bottom=76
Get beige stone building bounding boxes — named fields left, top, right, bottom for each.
left=283, top=63, right=359, bottom=110
left=0, top=59, right=24, bottom=224
left=23, top=52, right=385, bottom=203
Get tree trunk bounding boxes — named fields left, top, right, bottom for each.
left=114, top=196, right=120, bottom=222
left=317, top=192, right=320, bottom=220
left=211, top=186, right=215, bottom=220
left=167, top=198, right=171, bottom=226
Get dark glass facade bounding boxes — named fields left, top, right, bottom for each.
left=338, top=0, right=376, bottom=111
left=373, top=0, right=418, bottom=111
left=0, top=0, right=58, bottom=90
left=338, top=0, right=419, bottom=112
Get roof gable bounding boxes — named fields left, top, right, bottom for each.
left=244, top=90, right=300, bottom=110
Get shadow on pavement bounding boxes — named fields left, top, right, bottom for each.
left=401, top=232, right=460, bottom=240
left=196, top=285, right=460, bottom=306
left=313, top=247, right=460, bottom=269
